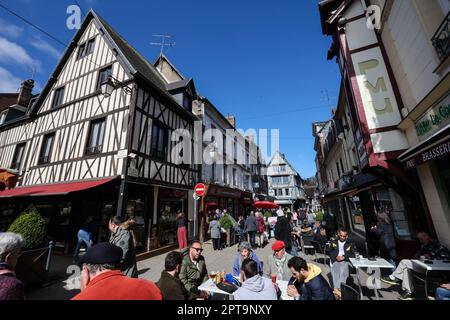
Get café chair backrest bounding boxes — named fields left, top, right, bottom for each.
left=341, top=283, right=360, bottom=300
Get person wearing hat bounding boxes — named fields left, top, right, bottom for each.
left=232, top=241, right=263, bottom=277
left=263, top=240, right=294, bottom=282
left=72, top=243, right=162, bottom=300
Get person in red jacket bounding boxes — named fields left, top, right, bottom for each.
left=72, top=242, right=162, bottom=300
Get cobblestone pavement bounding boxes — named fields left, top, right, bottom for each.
left=26, top=237, right=402, bottom=300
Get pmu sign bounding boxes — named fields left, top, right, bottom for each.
left=194, top=183, right=206, bottom=197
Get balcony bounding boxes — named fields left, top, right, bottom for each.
left=431, top=12, right=450, bottom=61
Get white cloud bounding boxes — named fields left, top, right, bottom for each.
left=0, top=67, right=21, bottom=92
left=0, top=37, right=41, bottom=71
left=30, top=37, right=62, bottom=60
left=0, top=19, right=24, bottom=39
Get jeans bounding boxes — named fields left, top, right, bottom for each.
left=248, top=231, right=256, bottom=248
left=73, top=229, right=91, bottom=258
left=331, top=261, right=350, bottom=290
left=436, top=287, right=450, bottom=300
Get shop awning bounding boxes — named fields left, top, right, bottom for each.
left=0, top=178, right=116, bottom=198
left=398, top=124, right=450, bottom=170
left=205, top=202, right=219, bottom=208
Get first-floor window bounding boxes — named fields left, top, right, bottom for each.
left=39, top=132, right=55, bottom=164
left=150, top=123, right=168, bottom=161
left=86, top=118, right=106, bottom=155
left=11, top=143, right=26, bottom=170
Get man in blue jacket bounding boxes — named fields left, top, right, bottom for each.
left=286, top=257, right=334, bottom=300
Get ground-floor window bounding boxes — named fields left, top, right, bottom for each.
left=347, top=196, right=365, bottom=233
left=374, top=188, right=413, bottom=240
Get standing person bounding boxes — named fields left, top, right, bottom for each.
left=370, top=211, right=397, bottom=266
left=326, top=227, right=356, bottom=300
left=274, top=209, right=293, bottom=255
left=208, top=216, right=221, bottom=251
left=263, top=240, right=294, bottom=282
left=256, top=212, right=265, bottom=248
left=122, top=219, right=138, bottom=248
left=73, top=216, right=97, bottom=262
left=72, top=243, right=162, bottom=300
left=0, top=233, right=25, bottom=300
left=287, top=257, right=334, bottom=300
left=109, top=216, right=138, bottom=278
left=156, top=251, right=189, bottom=300
left=234, top=259, right=278, bottom=300
left=215, top=209, right=222, bottom=220
left=236, top=216, right=246, bottom=244
left=232, top=242, right=263, bottom=276
left=292, top=210, right=298, bottom=227
left=179, top=240, right=209, bottom=300
left=298, top=209, right=306, bottom=224
left=176, top=211, right=188, bottom=250
left=245, top=211, right=258, bottom=249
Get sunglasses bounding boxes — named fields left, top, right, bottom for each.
left=192, top=247, right=203, bottom=253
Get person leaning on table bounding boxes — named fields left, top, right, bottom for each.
left=263, top=240, right=294, bottom=281
left=380, top=231, right=450, bottom=300
left=179, top=240, right=209, bottom=300
left=234, top=258, right=278, bottom=300
left=72, top=242, right=162, bottom=300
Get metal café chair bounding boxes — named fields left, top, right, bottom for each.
left=311, top=240, right=330, bottom=266
left=301, top=234, right=315, bottom=255
left=341, top=283, right=360, bottom=300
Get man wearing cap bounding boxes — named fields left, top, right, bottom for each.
left=72, top=243, right=162, bottom=300
left=263, top=240, right=294, bottom=281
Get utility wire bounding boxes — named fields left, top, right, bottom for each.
left=0, top=3, right=67, bottom=47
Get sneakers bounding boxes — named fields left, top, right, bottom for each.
left=333, top=288, right=342, bottom=300
left=380, top=276, right=399, bottom=286
left=398, top=292, right=414, bottom=300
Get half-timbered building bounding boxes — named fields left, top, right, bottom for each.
left=0, top=10, right=199, bottom=254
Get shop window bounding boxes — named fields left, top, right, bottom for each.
left=375, top=188, right=413, bottom=240
left=348, top=196, right=365, bottom=233
left=126, top=198, right=146, bottom=251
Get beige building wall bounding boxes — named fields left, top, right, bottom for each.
left=417, top=163, right=450, bottom=249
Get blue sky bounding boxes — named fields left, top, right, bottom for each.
left=0, top=0, right=341, bottom=178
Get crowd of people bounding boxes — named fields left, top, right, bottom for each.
left=1, top=207, right=450, bottom=301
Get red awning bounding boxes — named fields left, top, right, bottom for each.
left=0, top=178, right=116, bottom=198
left=205, top=202, right=219, bottom=208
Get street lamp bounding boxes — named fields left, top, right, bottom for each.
left=101, top=76, right=115, bottom=98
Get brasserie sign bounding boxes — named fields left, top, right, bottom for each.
left=415, top=93, right=450, bottom=141
left=405, top=138, right=450, bottom=169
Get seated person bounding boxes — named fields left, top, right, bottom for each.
left=436, top=283, right=450, bottom=300
left=381, top=231, right=450, bottom=300
left=234, top=259, right=278, bottom=300
left=263, top=241, right=294, bottom=281
left=156, top=251, right=189, bottom=300
left=326, top=227, right=356, bottom=300
left=232, top=242, right=262, bottom=277
left=179, top=240, right=209, bottom=300
left=300, top=219, right=313, bottom=235
left=312, top=227, right=328, bottom=248
left=287, top=257, right=334, bottom=300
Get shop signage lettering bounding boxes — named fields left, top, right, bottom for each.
left=405, top=139, right=450, bottom=169
left=415, top=93, right=450, bottom=141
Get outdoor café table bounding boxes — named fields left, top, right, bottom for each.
left=411, top=259, right=450, bottom=299
left=276, top=279, right=294, bottom=300
left=349, top=257, right=395, bottom=300
left=197, top=278, right=294, bottom=300
left=198, top=279, right=235, bottom=299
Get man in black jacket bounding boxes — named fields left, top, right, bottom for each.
left=156, top=251, right=189, bottom=300
left=326, top=227, right=356, bottom=299
left=287, top=257, right=334, bottom=300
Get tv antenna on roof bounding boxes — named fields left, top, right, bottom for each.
left=150, top=34, right=176, bottom=57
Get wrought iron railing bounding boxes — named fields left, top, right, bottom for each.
left=431, top=11, right=450, bottom=61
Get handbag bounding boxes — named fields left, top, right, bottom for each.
left=221, top=227, right=227, bottom=233
left=216, top=281, right=239, bottom=293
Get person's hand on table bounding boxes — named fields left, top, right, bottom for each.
left=440, top=284, right=450, bottom=290
left=199, top=290, right=209, bottom=299
left=287, top=285, right=300, bottom=298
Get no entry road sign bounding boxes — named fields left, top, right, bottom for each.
left=194, top=183, right=206, bottom=197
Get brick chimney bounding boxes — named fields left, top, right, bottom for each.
left=226, top=113, right=236, bottom=128
left=17, top=79, right=34, bottom=107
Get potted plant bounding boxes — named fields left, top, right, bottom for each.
left=8, top=205, right=51, bottom=286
